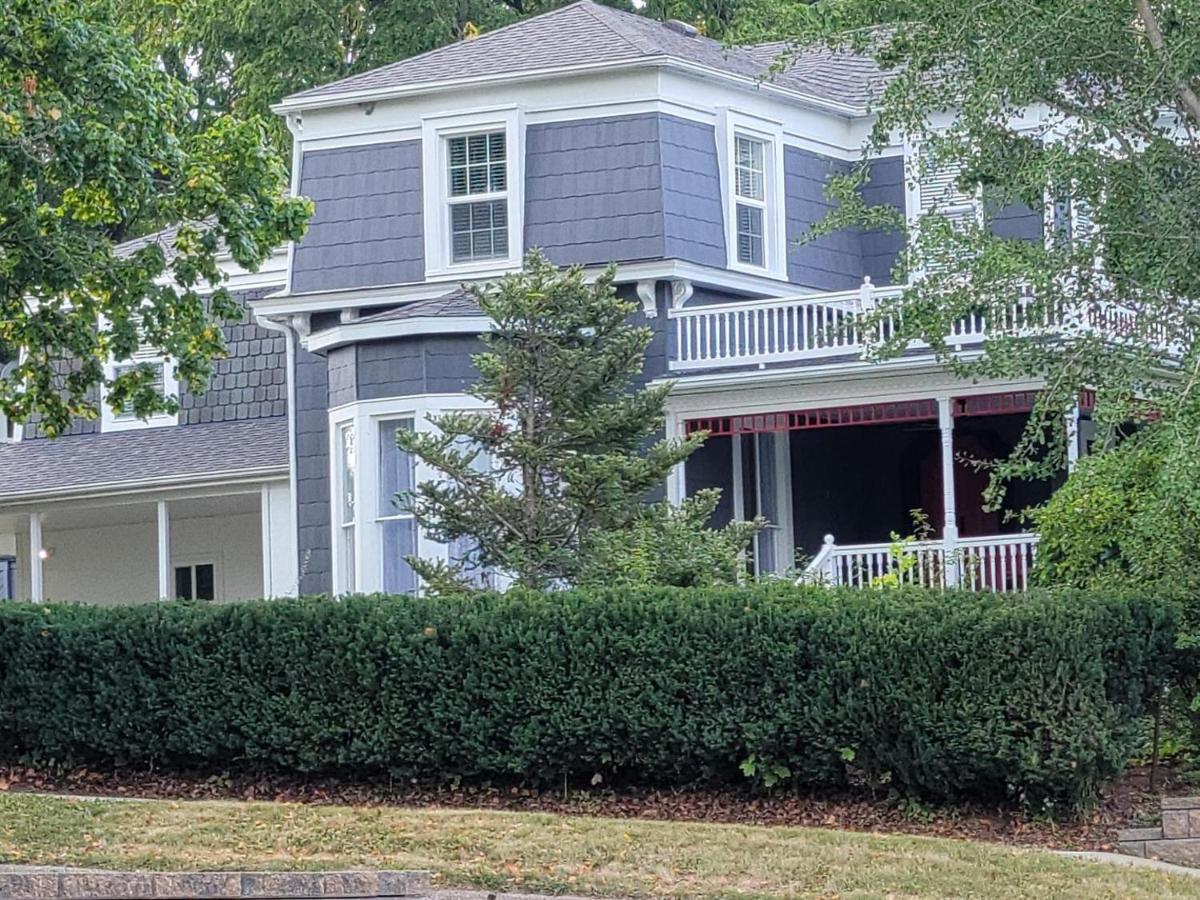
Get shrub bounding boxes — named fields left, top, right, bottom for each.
left=0, top=585, right=1176, bottom=812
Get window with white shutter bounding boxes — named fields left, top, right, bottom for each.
left=100, top=314, right=179, bottom=432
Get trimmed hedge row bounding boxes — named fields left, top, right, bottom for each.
left=0, top=585, right=1177, bottom=810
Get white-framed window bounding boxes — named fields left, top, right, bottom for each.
left=335, top=420, right=357, bottom=595
left=422, top=107, right=524, bottom=279
left=377, top=417, right=418, bottom=594
left=907, top=139, right=983, bottom=276
left=100, top=314, right=180, bottom=433
left=329, top=394, right=490, bottom=596
left=718, top=109, right=787, bottom=280
left=173, top=560, right=218, bottom=601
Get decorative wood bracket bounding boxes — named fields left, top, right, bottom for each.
left=670, top=278, right=694, bottom=310
left=636, top=279, right=658, bottom=318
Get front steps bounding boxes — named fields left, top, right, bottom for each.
left=1119, top=796, right=1200, bottom=866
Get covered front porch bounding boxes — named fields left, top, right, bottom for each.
left=0, top=483, right=295, bottom=604
left=677, top=386, right=1084, bottom=591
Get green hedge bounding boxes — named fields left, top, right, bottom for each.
left=0, top=585, right=1177, bottom=810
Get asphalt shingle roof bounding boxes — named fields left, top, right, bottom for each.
left=356, top=290, right=483, bottom=324
left=283, top=1, right=885, bottom=110
left=0, top=419, right=289, bottom=501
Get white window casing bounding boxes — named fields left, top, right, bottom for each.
left=717, top=108, right=787, bottom=280
left=100, top=314, right=180, bottom=433
left=328, top=394, right=488, bottom=595
left=421, top=106, right=525, bottom=280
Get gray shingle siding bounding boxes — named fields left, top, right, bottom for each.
left=22, top=287, right=287, bottom=439
left=660, top=116, right=726, bottom=267
left=785, top=150, right=905, bottom=290
left=327, top=345, right=358, bottom=408
left=356, top=334, right=484, bottom=400
left=524, top=115, right=665, bottom=266
left=294, top=345, right=332, bottom=595
left=179, top=287, right=288, bottom=425
left=292, top=141, right=424, bottom=294
left=860, top=155, right=906, bottom=286
left=989, top=200, right=1043, bottom=242
left=784, top=147, right=861, bottom=291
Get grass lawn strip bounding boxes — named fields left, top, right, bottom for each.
left=1, top=792, right=1197, bottom=899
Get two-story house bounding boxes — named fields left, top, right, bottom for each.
left=0, top=1, right=1084, bottom=601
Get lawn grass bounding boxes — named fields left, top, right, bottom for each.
left=1, top=792, right=1197, bottom=899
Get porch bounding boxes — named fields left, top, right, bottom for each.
left=680, top=389, right=1082, bottom=591
left=0, top=483, right=294, bottom=603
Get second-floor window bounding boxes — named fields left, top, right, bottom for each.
left=719, top=110, right=786, bottom=280
left=734, top=136, right=768, bottom=267
left=422, top=108, right=523, bottom=278
left=447, top=132, right=509, bottom=264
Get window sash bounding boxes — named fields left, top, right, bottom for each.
left=445, top=130, right=509, bottom=266
left=732, top=134, right=769, bottom=268
left=734, top=136, right=766, bottom=202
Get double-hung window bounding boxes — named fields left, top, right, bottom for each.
left=422, top=108, right=523, bottom=278
left=720, top=110, right=786, bottom=279
left=733, top=136, right=768, bottom=268
left=447, top=132, right=508, bottom=264
left=377, top=418, right=417, bottom=594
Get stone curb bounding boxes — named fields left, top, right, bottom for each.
left=0, top=869, right=430, bottom=899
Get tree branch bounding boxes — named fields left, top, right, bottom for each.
left=1134, top=0, right=1200, bottom=127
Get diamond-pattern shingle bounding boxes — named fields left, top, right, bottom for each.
left=282, top=1, right=886, bottom=111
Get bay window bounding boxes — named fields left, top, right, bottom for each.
left=329, top=394, right=488, bottom=596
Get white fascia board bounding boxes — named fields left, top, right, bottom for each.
left=660, top=366, right=1044, bottom=415
left=252, top=260, right=801, bottom=321
left=303, top=316, right=492, bottom=353
left=273, top=55, right=865, bottom=117
left=0, top=466, right=289, bottom=508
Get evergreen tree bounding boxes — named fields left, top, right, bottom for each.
left=396, top=251, right=757, bottom=591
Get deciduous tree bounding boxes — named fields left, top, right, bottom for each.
left=1, top=1, right=312, bottom=434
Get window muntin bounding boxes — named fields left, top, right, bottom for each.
left=377, top=417, right=417, bottom=595
left=337, top=421, right=357, bottom=594
left=447, top=130, right=508, bottom=264
left=733, top=135, right=768, bottom=268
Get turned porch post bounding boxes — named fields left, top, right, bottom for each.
left=938, top=398, right=960, bottom=587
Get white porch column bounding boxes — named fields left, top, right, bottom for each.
left=156, top=500, right=171, bottom=600
left=1065, top=405, right=1081, bottom=472
left=28, top=512, right=44, bottom=603
left=664, top=414, right=687, bottom=506
left=938, top=398, right=960, bottom=587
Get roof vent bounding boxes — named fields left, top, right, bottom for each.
left=664, top=19, right=699, bottom=38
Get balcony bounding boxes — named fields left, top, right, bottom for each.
left=667, top=280, right=1163, bottom=373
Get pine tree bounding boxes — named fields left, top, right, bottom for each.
left=395, top=250, right=756, bottom=591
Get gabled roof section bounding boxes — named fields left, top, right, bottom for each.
left=279, top=0, right=884, bottom=112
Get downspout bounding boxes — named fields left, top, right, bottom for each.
left=256, top=311, right=306, bottom=597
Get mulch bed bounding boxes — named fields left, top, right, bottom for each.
left=0, top=762, right=1192, bottom=852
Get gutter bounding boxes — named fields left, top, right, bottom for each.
left=0, top=466, right=288, bottom=507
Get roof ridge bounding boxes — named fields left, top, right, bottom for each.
left=288, top=2, right=603, bottom=102
left=574, top=1, right=661, bottom=56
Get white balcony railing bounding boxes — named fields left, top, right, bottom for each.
left=668, top=279, right=1163, bottom=372
left=802, top=532, right=1039, bottom=592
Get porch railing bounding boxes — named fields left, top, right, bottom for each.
left=802, top=532, right=1039, bottom=592
left=668, top=279, right=1163, bottom=372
